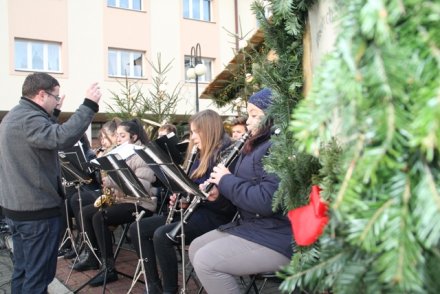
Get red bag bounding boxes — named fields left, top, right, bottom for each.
left=288, top=185, right=329, bottom=246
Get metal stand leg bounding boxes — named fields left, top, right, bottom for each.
left=59, top=188, right=76, bottom=252
left=73, top=204, right=108, bottom=293
left=58, top=189, right=77, bottom=283
left=127, top=203, right=148, bottom=294
left=68, top=183, right=102, bottom=283
left=179, top=199, right=187, bottom=294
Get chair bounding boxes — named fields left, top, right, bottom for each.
left=243, top=272, right=281, bottom=294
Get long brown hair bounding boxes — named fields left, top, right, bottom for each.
left=186, top=110, right=226, bottom=179
left=99, top=117, right=122, bottom=146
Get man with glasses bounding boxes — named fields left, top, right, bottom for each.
left=0, top=72, right=102, bottom=294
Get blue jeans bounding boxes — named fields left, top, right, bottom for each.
left=6, top=216, right=61, bottom=294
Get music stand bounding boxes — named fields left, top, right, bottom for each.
left=74, top=154, right=152, bottom=293
left=59, top=149, right=102, bottom=283
left=154, top=132, right=184, bottom=165
left=135, top=142, right=205, bottom=294
left=135, top=142, right=203, bottom=197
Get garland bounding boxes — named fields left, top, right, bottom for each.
left=212, top=0, right=439, bottom=292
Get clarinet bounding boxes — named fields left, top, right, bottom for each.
left=166, top=132, right=250, bottom=242
left=165, top=145, right=198, bottom=224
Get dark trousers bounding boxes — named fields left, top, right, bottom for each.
left=81, top=202, right=152, bottom=258
left=129, top=211, right=215, bottom=293
left=6, top=216, right=61, bottom=294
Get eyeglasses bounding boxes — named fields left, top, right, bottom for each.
left=45, top=91, right=61, bottom=102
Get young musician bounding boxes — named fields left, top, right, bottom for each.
left=0, top=72, right=101, bottom=294
left=95, top=117, right=123, bottom=157
left=230, top=115, right=248, bottom=141
left=189, top=88, right=292, bottom=294
left=157, top=123, right=177, bottom=138
left=72, top=118, right=157, bottom=287
left=128, top=109, right=236, bottom=294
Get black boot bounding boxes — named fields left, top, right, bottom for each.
left=144, top=280, right=163, bottom=294
left=64, top=234, right=82, bottom=259
left=72, top=248, right=100, bottom=271
left=89, top=257, right=118, bottom=287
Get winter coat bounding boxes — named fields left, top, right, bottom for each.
left=103, top=140, right=157, bottom=212
left=0, top=97, right=98, bottom=221
left=218, top=139, right=293, bottom=258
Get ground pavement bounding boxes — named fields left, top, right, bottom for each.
left=0, top=226, right=283, bottom=294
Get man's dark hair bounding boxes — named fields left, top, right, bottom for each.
left=22, top=72, right=60, bottom=98
left=159, top=123, right=177, bottom=135
left=231, top=116, right=247, bottom=126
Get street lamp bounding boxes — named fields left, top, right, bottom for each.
left=186, top=43, right=206, bottom=113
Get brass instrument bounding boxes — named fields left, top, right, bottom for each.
left=167, top=132, right=250, bottom=242
left=165, top=145, right=198, bottom=224
left=94, top=187, right=115, bottom=208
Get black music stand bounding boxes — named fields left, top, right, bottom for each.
left=152, top=133, right=185, bottom=214
left=59, top=149, right=101, bottom=283
left=135, top=141, right=203, bottom=196
left=155, top=132, right=184, bottom=165
left=135, top=142, right=205, bottom=294
left=74, top=154, right=151, bottom=293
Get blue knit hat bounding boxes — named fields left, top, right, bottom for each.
left=248, top=88, right=273, bottom=112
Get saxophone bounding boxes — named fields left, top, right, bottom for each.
left=94, top=187, right=115, bottom=208
left=165, top=145, right=198, bottom=224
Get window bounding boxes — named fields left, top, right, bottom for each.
left=183, top=0, right=211, bottom=21
left=14, top=39, right=61, bottom=72
left=184, top=56, right=213, bottom=82
left=107, top=0, right=141, bottom=11
left=108, top=49, right=143, bottom=78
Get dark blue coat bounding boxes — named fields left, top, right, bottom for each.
left=218, top=140, right=293, bottom=258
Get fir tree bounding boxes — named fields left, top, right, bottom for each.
left=106, top=54, right=183, bottom=135
left=266, top=0, right=440, bottom=293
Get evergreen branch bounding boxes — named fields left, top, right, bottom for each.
left=424, top=163, right=440, bottom=211
left=282, top=252, right=345, bottom=283
left=333, top=135, right=365, bottom=209
left=359, top=198, right=394, bottom=243
left=394, top=178, right=410, bottom=284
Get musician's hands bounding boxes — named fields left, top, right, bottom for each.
left=102, top=176, right=111, bottom=188
left=169, top=193, right=189, bottom=209
left=201, top=182, right=219, bottom=201
left=208, top=164, right=230, bottom=186
left=169, top=194, right=178, bottom=207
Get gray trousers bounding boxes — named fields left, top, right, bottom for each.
left=189, top=229, right=290, bottom=294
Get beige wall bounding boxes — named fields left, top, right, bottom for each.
left=1, top=0, right=257, bottom=119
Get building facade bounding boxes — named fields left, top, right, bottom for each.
left=0, top=0, right=257, bottom=141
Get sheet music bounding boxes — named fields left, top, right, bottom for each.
left=96, top=154, right=150, bottom=199
left=135, top=143, right=204, bottom=197
left=90, top=143, right=142, bottom=166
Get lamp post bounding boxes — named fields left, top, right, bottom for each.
left=186, top=43, right=206, bottom=113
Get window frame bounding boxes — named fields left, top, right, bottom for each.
left=14, top=39, right=61, bottom=73
left=183, top=0, right=211, bottom=22
left=107, top=0, right=142, bottom=11
left=108, top=48, right=144, bottom=78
